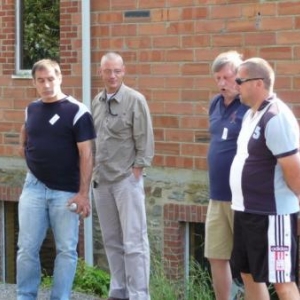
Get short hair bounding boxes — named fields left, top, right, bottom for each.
left=211, top=51, right=243, bottom=74
left=239, top=57, right=274, bottom=92
left=100, top=52, right=124, bottom=67
left=31, top=59, right=61, bottom=78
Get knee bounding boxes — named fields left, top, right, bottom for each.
left=274, top=282, right=299, bottom=298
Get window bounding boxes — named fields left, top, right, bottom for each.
left=15, top=0, right=60, bottom=74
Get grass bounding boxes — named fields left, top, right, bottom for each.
left=41, top=258, right=110, bottom=298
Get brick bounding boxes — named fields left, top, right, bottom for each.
left=153, top=116, right=179, bottom=128
left=165, top=50, right=194, bottom=62
left=181, top=35, right=210, bottom=48
left=212, top=34, right=243, bottom=47
left=165, top=129, right=194, bottom=142
left=155, top=142, right=180, bottom=155
left=151, top=64, right=180, bottom=75
left=261, top=17, right=294, bottom=31
left=99, top=12, right=123, bottom=23
left=166, top=22, right=194, bottom=35
left=195, top=19, right=225, bottom=33
left=211, top=4, right=242, bottom=19
left=182, top=7, right=208, bottom=20
left=276, top=61, right=300, bottom=76
left=244, top=33, right=276, bottom=46
left=181, top=63, right=210, bottom=76
left=154, top=128, right=165, bottom=141
left=110, top=0, right=137, bottom=10
left=138, top=23, right=167, bottom=36
left=277, top=32, right=300, bottom=45
left=151, top=8, right=181, bottom=22
left=153, top=36, right=180, bottom=48
left=152, top=90, right=180, bottom=102
left=126, top=37, right=152, bottom=49
left=181, top=143, right=209, bottom=157
left=279, top=2, right=300, bottom=15
left=242, top=3, right=276, bottom=17
left=259, top=47, right=292, bottom=60
left=166, top=103, right=195, bottom=115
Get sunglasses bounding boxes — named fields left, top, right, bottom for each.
left=235, top=78, right=264, bottom=85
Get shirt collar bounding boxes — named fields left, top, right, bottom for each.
left=99, top=83, right=125, bottom=103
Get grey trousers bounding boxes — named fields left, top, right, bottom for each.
left=93, top=173, right=151, bottom=300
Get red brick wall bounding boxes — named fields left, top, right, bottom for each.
left=163, top=204, right=208, bottom=279
left=0, top=0, right=300, bottom=169
left=89, top=0, right=300, bottom=171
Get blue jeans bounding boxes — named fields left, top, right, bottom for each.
left=17, top=172, right=79, bottom=300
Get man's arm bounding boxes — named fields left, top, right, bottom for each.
left=132, top=98, right=154, bottom=169
left=68, top=139, right=94, bottom=218
left=278, top=152, right=300, bottom=196
left=18, top=124, right=27, bottom=158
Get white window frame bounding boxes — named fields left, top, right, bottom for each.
left=15, top=0, right=31, bottom=77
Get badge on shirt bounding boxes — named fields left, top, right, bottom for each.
left=222, top=127, right=228, bottom=140
left=49, top=114, right=60, bottom=125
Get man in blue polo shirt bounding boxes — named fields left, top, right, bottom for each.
left=205, top=51, right=254, bottom=300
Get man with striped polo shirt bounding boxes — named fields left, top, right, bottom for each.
left=230, top=57, right=300, bottom=300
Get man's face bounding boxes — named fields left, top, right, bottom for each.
left=33, top=67, right=62, bottom=102
left=99, top=59, right=125, bottom=94
left=235, top=66, right=257, bottom=108
left=213, top=64, right=239, bottom=102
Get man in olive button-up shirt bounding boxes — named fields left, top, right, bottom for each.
left=92, top=52, right=154, bottom=300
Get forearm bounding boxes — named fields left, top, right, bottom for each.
left=279, top=153, right=300, bottom=196
left=18, top=124, right=27, bottom=158
left=78, top=140, right=94, bottom=196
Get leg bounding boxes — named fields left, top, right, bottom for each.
left=269, top=214, right=299, bottom=300
left=274, top=282, right=300, bottom=300
left=241, top=273, right=269, bottom=300
left=204, top=200, right=233, bottom=300
left=48, top=189, right=79, bottom=300
left=93, top=183, right=128, bottom=299
left=114, top=174, right=150, bottom=300
left=17, top=173, right=49, bottom=300
left=209, top=259, right=232, bottom=300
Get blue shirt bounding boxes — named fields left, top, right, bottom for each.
left=25, top=96, right=96, bottom=192
left=207, top=94, right=248, bottom=201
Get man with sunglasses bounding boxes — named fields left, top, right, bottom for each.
left=230, top=57, right=300, bottom=300
left=92, top=52, right=154, bottom=300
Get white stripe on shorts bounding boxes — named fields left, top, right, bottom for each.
left=268, top=214, right=292, bottom=283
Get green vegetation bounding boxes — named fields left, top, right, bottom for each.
left=22, top=0, right=60, bottom=69
left=150, top=253, right=214, bottom=300
left=41, top=258, right=110, bottom=297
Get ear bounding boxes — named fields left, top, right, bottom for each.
left=257, top=78, right=264, bottom=88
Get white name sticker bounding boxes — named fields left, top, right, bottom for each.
left=222, top=127, right=228, bottom=140
left=49, top=114, right=60, bottom=125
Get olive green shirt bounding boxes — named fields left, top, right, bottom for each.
left=92, top=84, right=154, bottom=183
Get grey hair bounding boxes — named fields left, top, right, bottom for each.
left=100, top=52, right=124, bottom=67
left=211, top=51, right=243, bottom=74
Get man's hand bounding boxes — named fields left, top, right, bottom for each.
left=132, top=167, right=143, bottom=179
left=68, top=193, right=91, bottom=218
